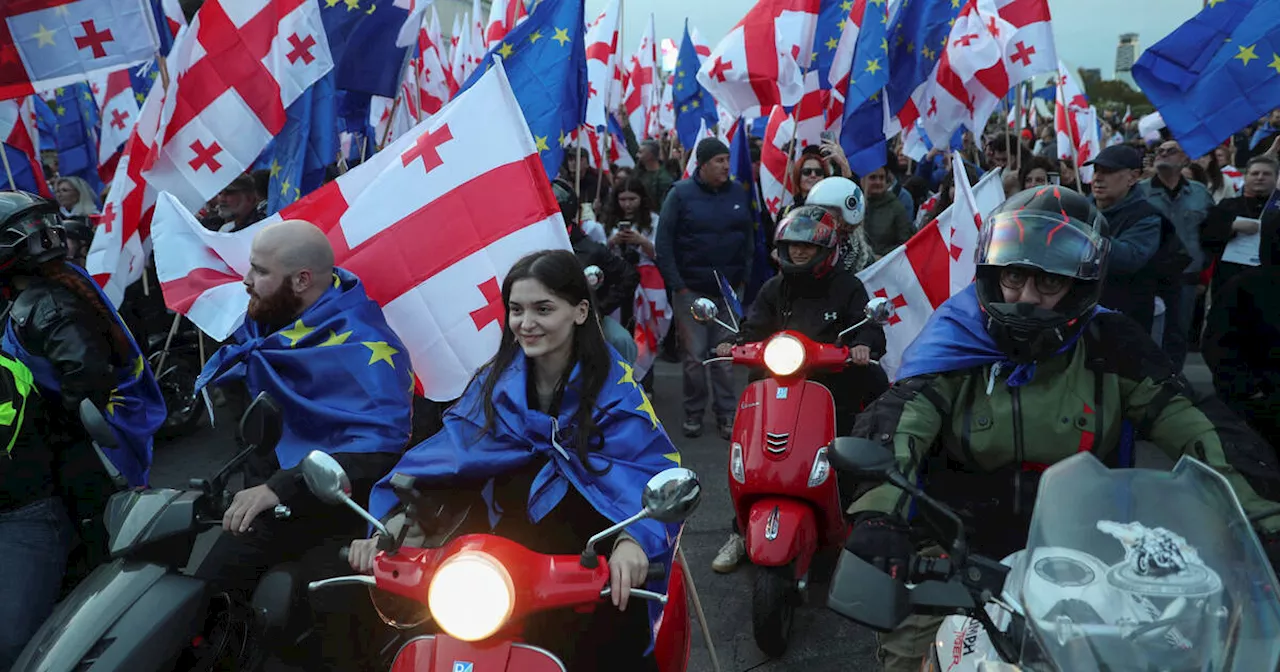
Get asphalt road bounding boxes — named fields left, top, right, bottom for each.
left=150, top=355, right=1212, bottom=672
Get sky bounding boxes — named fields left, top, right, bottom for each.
left=585, top=0, right=1205, bottom=81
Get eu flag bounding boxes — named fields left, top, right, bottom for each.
left=458, top=0, right=588, bottom=181
left=267, top=72, right=339, bottom=214
left=839, top=0, right=892, bottom=176
left=196, top=268, right=414, bottom=470
left=367, top=348, right=682, bottom=648
left=1131, top=0, right=1279, bottom=160
left=883, top=0, right=963, bottom=113
left=320, top=0, right=413, bottom=98
left=50, top=83, right=104, bottom=198
left=673, top=21, right=718, bottom=153
left=729, top=120, right=774, bottom=305
left=814, top=0, right=851, bottom=88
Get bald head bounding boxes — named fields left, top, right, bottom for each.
left=254, top=219, right=334, bottom=277
left=245, top=219, right=335, bottom=326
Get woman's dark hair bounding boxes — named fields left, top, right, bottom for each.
left=1018, top=156, right=1056, bottom=189
left=600, top=177, right=654, bottom=234
left=478, top=249, right=612, bottom=474
left=1200, top=152, right=1225, bottom=194
left=924, top=162, right=982, bottom=224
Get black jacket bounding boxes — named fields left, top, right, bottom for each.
left=9, top=277, right=120, bottom=411
left=655, top=172, right=755, bottom=295
left=1202, top=194, right=1269, bottom=295
left=571, top=228, right=638, bottom=317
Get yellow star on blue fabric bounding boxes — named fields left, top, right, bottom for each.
left=280, top=319, right=314, bottom=347
left=269, top=160, right=282, bottom=178
left=664, top=450, right=681, bottom=466
left=33, top=24, right=55, bottom=48
left=131, top=355, right=145, bottom=381
left=636, top=390, right=659, bottom=429
left=617, top=360, right=636, bottom=387
left=552, top=27, right=571, bottom=46
left=498, top=42, right=514, bottom=59
left=535, top=135, right=550, bottom=152
left=318, top=330, right=352, bottom=347
left=529, top=30, right=543, bottom=44
left=1236, top=44, right=1259, bottom=66
left=344, top=0, right=360, bottom=10
left=105, top=390, right=126, bottom=416
left=363, top=341, right=399, bottom=368
left=1270, top=53, right=1280, bottom=76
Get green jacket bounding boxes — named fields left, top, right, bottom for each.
left=861, top=191, right=913, bottom=257
left=852, top=313, right=1280, bottom=534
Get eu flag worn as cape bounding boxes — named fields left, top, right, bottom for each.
left=896, top=285, right=1110, bottom=387
left=196, top=268, right=413, bottom=470
left=0, top=263, right=164, bottom=487
left=369, top=347, right=683, bottom=645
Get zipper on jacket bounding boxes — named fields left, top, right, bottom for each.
left=1010, top=386, right=1026, bottom=516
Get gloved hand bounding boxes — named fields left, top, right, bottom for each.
left=845, top=513, right=913, bottom=581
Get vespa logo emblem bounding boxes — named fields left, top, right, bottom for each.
left=452, top=663, right=474, bottom=672
left=824, top=311, right=838, bottom=321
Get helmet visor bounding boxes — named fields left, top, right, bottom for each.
left=976, top=212, right=1108, bottom=281
left=775, top=210, right=840, bottom=249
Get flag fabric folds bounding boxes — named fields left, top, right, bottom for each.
left=673, top=21, right=718, bottom=154
left=318, top=0, right=412, bottom=98
left=1131, top=0, right=1280, bottom=160
left=267, top=71, right=338, bottom=213
left=195, top=267, right=413, bottom=470
left=0, top=96, right=50, bottom=195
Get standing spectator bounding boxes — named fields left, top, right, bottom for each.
left=858, top=166, right=913, bottom=258
left=1139, top=139, right=1215, bottom=370
left=1248, top=108, right=1280, bottom=160
left=1018, top=156, right=1056, bottom=189
left=1034, top=126, right=1056, bottom=159
left=636, top=140, right=675, bottom=207
left=52, top=177, right=98, bottom=217
left=200, top=173, right=267, bottom=233
left=1216, top=143, right=1245, bottom=193
left=1202, top=155, right=1279, bottom=296
left=655, top=138, right=754, bottom=440
left=1194, top=152, right=1239, bottom=203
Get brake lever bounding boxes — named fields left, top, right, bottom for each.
left=598, top=587, right=668, bottom=604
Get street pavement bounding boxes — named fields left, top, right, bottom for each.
left=150, top=354, right=1213, bottom=672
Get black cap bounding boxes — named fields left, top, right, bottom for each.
left=695, top=138, right=730, bottom=166
left=1083, top=145, right=1141, bottom=171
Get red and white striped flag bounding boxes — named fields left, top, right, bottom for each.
left=93, top=69, right=140, bottom=182
left=150, top=60, right=572, bottom=402
left=584, top=0, right=621, bottom=131
left=622, top=16, right=659, bottom=140
left=143, top=0, right=334, bottom=211
left=1054, top=61, right=1098, bottom=183
left=855, top=159, right=1005, bottom=379
left=760, top=105, right=795, bottom=218
left=0, top=96, right=50, bottom=196
left=632, top=262, right=670, bottom=380
left=696, top=0, right=820, bottom=119
left=792, top=70, right=828, bottom=149
left=417, top=6, right=450, bottom=116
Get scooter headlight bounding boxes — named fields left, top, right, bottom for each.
left=763, top=334, right=805, bottom=376
left=427, top=551, right=514, bottom=641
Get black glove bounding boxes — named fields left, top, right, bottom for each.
left=845, top=513, right=913, bottom=580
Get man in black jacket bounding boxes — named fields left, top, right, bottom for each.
left=1202, top=155, right=1279, bottom=295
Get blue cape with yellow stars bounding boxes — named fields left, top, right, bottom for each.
left=196, top=267, right=413, bottom=470
left=1, top=263, right=164, bottom=487
left=368, top=347, right=682, bottom=648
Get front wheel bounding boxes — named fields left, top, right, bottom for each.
left=751, top=565, right=797, bottom=658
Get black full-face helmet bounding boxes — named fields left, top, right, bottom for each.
left=774, top=205, right=843, bottom=278
left=974, top=186, right=1110, bottom=363
left=0, top=191, right=68, bottom=273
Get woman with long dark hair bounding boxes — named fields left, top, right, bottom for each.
left=350, top=249, right=681, bottom=671
left=601, top=177, right=659, bottom=264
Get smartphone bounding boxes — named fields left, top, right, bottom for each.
left=820, top=130, right=837, bottom=143
left=617, top=221, right=633, bottom=232
left=1047, top=172, right=1061, bottom=185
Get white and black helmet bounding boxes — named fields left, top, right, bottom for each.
left=805, top=177, right=865, bottom=232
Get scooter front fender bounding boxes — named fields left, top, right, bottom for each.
left=745, top=498, right=817, bottom=575
left=390, top=635, right=567, bottom=672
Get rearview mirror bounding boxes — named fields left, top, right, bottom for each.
left=78, top=398, right=117, bottom=448
left=301, top=450, right=351, bottom=505
left=863, top=297, right=896, bottom=326
left=584, top=265, right=604, bottom=289
left=642, top=468, right=701, bottom=523
left=690, top=297, right=719, bottom=323
left=238, top=391, right=283, bottom=453
left=828, top=437, right=897, bottom=482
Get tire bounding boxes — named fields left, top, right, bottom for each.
left=752, top=565, right=797, bottom=658
left=153, top=353, right=206, bottom=441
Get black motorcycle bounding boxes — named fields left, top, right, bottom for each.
left=143, top=316, right=208, bottom=440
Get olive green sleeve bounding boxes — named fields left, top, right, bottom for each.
left=849, top=374, right=957, bottom=518
left=1121, top=374, right=1280, bottom=533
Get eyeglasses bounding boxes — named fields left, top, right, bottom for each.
left=800, top=168, right=825, bottom=177
left=999, top=268, right=1072, bottom=295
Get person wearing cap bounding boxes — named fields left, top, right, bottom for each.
left=655, top=137, right=755, bottom=440
left=200, top=172, right=267, bottom=233
left=1086, top=144, right=1174, bottom=335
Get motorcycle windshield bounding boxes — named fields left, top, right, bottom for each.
left=104, top=488, right=183, bottom=554
left=1012, top=452, right=1280, bottom=672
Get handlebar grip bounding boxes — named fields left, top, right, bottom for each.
left=338, top=545, right=350, bottom=563
left=645, top=562, right=666, bottom=584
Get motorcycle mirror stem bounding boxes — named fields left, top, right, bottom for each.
left=299, top=450, right=392, bottom=539
left=883, top=469, right=969, bottom=565
left=836, top=316, right=871, bottom=342
left=580, top=509, right=652, bottom=568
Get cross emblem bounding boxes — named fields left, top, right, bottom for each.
left=587, top=81, right=598, bottom=98
left=1010, top=41, right=1036, bottom=67
left=709, top=57, right=733, bottom=83
left=953, top=33, right=980, bottom=48
left=286, top=33, right=317, bottom=65
left=74, top=19, right=114, bottom=58
left=188, top=139, right=224, bottom=173
left=99, top=202, right=116, bottom=234
left=872, top=288, right=907, bottom=326
left=109, top=108, right=130, bottom=130
left=469, top=277, right=504, bottom=331
left=400, top=123, right=453, bottom=171
left=985, top=16, right=1001, bottom=38
left=928, top=97, right=938, bottom=117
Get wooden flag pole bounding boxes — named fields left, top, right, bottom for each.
left=0, top=139, right=17, bottom=191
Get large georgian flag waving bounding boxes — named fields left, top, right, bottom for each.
left=696, top=0, right=820, bottom=119
left=0, top=0, right=160, bottom=101
left=143, top=0, right=334, bottom=211
left=150, top=60, right=573, bottom=402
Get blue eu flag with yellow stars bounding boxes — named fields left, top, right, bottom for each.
left=196, top=268, right=414, bottom=469
left=368, top=346, right=681, bottom=648
left=673, top=21, right=718, bottom=153
left=266, top=72, right=338, bottom=214
left=1132, top=0, right=1280, bottom=160
left=0, top=264, right=165, bottom=488
left=458, top=0, right=588, bottom=181
left=319, top=0, right=412, bottom=98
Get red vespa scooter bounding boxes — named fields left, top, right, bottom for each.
left=297, top=451, right=706, bottom=672
left=690, top=295, right=896, bottom=657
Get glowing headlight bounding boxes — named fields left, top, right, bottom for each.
left=427, top=552, right=514, bottom=641
left=763, top=335, right=806, bottom=376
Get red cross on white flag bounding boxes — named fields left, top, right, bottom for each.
left=696, top=0, right=820, bottom=119
left=760, top=105, right=796, bottom=219
left=585, top=0, right=620, bottom=132
left=150, top=60, right=573, bottom=401
left=142, top=0, right=334, bottom=211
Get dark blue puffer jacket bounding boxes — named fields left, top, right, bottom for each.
left=654, top=171, right=755, bottom=295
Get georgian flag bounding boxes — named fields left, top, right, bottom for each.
left=760, top=105, right=795, bottom=219
left=584, top=0, right=620, bottom=131
left=150, top=60, right=572, bottom=402
left=696, top=0, right=820, bottom=119
left=93, top=69, right=139, bottom=180
left=0, top=95, right=50, bottom=196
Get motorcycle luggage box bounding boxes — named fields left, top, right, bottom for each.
left=13, top=559, right=208, bottom=671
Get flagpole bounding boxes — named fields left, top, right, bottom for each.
left=0, top=141, right=17, bottom=191
left=1005, top=95, right=1014, bottom=175
left=1014, top=84, right=1024, bottom=173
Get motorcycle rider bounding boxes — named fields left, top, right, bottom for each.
left=191, top=219, right=414, bottom=668
left=841, top=187, right=1280, bottom=672
left=0, top=191, right=164, bottom=583
left=710, top=203, right=889, bottom=574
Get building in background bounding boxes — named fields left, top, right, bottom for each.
left=1115, top=33, right=1139, bottom=89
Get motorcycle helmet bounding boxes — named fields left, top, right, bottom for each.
left=61, top=215, right=95, bottom=245
left=551, top=178, right=579, bottom=229
left=774, top=205, right=842, bottom=278
left=0, top=191, right=68, bottom=273
left=805, top=177, right=866, bottom=233
left=974, top=186, right=1110, bottom=364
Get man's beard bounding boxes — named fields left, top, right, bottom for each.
left=247, top=284, right=305, bottom=333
